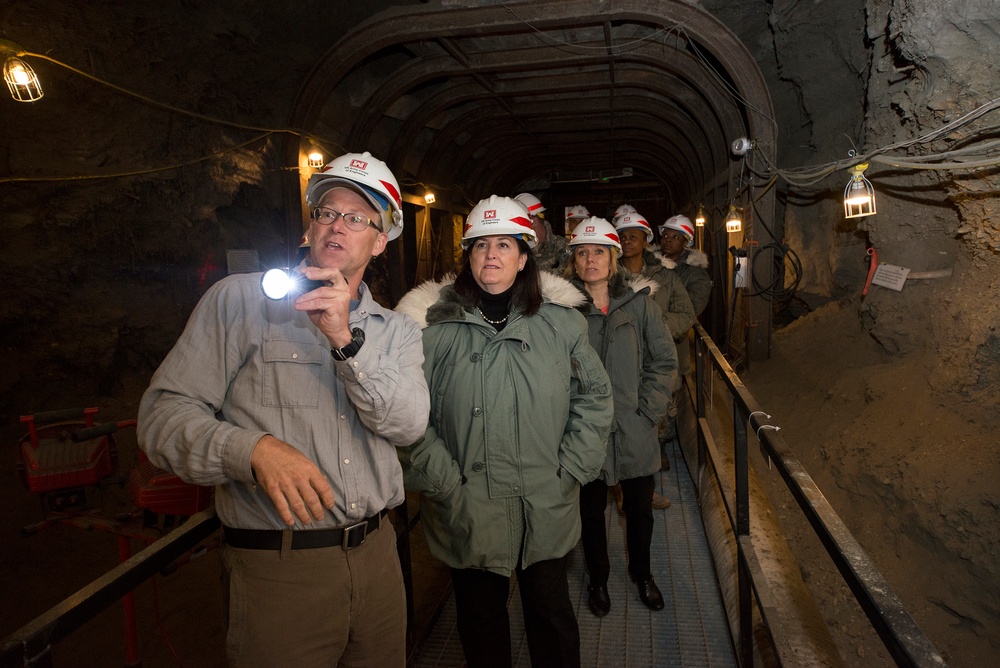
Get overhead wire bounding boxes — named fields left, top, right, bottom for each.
left=1, top=51, right=348, bottom=185
left=26, top=51, right=308, bottom=136
left=8, top=31, right=1000, bottom=199
left=497, top=1, right=684, bottom=54
left=748, top=96, right=1000, bottom=189
left=0, top=132, right=275, bottom=184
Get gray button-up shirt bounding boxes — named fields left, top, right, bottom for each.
left=138, top=273, right=430, bottom=530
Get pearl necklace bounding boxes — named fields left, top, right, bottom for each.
left=477, top=307, right=508, bottom=326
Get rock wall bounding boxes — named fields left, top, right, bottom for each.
left=859, top=0, right=1000, bottom=403
left=738, top=1, right=1000, bottom=664
left=0, top=2, right=350, bottom=415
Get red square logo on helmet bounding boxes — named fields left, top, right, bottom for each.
left=585, top=226, right=595, bottom=232
left=350, top=159, right=368, bottom=170
left=484, top=210, right=497, bottom=219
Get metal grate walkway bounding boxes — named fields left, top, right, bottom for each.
left=413, top=437, right=736, bottom=667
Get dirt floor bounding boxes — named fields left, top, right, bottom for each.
left=742, top=294, right=1000, bottom=667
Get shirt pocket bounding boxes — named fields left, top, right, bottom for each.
left=261, top=339, right=327, bottom=407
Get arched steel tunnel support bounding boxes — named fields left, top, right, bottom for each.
left=281, top=0, right=776, bottom=361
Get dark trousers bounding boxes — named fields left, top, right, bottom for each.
left=580, top=475, right=655, bottom=585
left=450, top=554, right=580, bottom=668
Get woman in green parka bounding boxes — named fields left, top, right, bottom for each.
left=395, top=196, right=614, bottom=668
left=564, top=217, right=678, bottom=618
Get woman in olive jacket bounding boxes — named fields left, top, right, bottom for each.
left=563, top=217, right=677, bottom=618
left=395, top=196, right=613, bottom=668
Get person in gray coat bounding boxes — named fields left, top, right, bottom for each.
left=615, top=211, right=697, bottom=489
left=563, top=217, right=677, bottom=617
left=396, top=196, right=613, bottom=668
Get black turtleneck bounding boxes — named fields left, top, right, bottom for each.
left=477, top=285, right=514, bottom=331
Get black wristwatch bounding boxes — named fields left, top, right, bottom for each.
left=331, top=328, right=365, bottom=361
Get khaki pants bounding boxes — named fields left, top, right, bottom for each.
left=222, top=517, right=406, bottom=667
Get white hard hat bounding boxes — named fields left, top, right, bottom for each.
left=613, top=204, right=637, bottom=220
left=568, top=217, right=621, bottom=252
left=613, top=212, right=654, bottom=243
left=513, top=192, right=546, bottom=216
left=565, top=204, right=591, bottom=221
left=659, top=214, right=695, bottom=246
left=305, top=151, right=404, bottom=241
left=462, top=195, right=538, bottom=249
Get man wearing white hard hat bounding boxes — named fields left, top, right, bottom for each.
left=139, top=151, right=430, bottom=667
left=514, top=192, right=569, bottom=271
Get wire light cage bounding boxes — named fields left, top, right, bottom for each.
left=725, top=204, right=743, bottom=233
left=307, top=151, right=325, bottom=169
left=844, top=162, right=876, bottom=218
left=3, top=55, right=43, bottom=101
left=695, top=206, right=706, bottom=227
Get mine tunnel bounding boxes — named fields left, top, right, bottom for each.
left=1, top=1, right=998, bottom=666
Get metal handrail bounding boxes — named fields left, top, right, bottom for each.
left=2, top=323, right=947, bottom=668
left=0, top=510, right=221, bottom=668
left=691, top=323, right=945, bottom=667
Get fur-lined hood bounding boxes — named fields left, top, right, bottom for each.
left=654, top=248, right=709, bottom=269
left=569, top=269, right=658, bottom=311
left=613, top=270, right=659, bottom=299
left=642, top=249, right=677, bottom=271
left=395, top=271, right=587, bottom=329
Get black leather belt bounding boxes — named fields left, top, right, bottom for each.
left=223, top=509, right=388, bottom=551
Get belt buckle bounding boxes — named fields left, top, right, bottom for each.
left=342, top=520, right=369, bottom=550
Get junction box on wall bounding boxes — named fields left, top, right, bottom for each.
left=730, top=245, right=749, bottom=288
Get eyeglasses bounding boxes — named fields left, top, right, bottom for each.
left=311, top=207, right=381, bottom=232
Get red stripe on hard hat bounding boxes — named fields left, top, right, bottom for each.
left=525, top=202, right=542, bottom=213
left=511, top=215, right=533, bottom=231
left=608, top=232, right=620, bottom=243
left=380, top=179, right=401, bottom=207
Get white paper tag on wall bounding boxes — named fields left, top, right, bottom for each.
left=871, top=263, right=910, bottom=291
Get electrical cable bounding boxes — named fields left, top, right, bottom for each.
left=0, top=132, right=274, bottom=184
left=743, top=242, right=803, bottom=304
left=739, top=179, right=803, bottom=304
left=25, top=52, right=311, bottom=137
left=723, top=253, right=740, bottom=356
left=497, top=1, right=684, bottom=54
left=9, top=33, right=999, bottom=197
left=678, top=25, right=777, bottom=129
left=0, top=51, right=348, bottom=186
left=747, top=96, right=1000, bottom=189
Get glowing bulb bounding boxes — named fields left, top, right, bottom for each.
left=260, top=268, right=325, bottom=300
left=424, top=192, right=436, bottom=204
left=3, top=55, right=44, bottom=102
left=725, top=205, right=742, bottom=233
left=308, top=151, right=324, bottom=169
left=10, top=64, right=29, bottom=84
left=844, top=163, right=877, bottom=218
